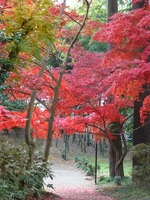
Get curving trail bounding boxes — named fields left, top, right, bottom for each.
left=44, top=152, right=113, bottom=200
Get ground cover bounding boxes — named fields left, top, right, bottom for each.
left=47, top=138, right=150, bottom=200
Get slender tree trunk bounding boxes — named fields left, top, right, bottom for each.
left=26, top=145, right=35, bottom=170
left=44, top=71, right=64, bottom=161
left=25, top=62, right=47, bottom=169
left=72, top=133, right=76, bottom=143
left=55, top=138, right=59, bottom=147
left=43, top=0, right=90, bottom=161
left=83, top=134, right=86, bottom=153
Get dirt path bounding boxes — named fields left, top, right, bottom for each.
left=44, top=149, right=113, bottom=200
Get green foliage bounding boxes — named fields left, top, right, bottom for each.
left=0, top=67, right=10, bottom=83
left=121, top=108, right=133, bottom=133
left=131, top=143, right=150, bottom=185
left=77, top=0, right=107, bottom=22
left=0, top=136, right=28, bottom=199
left=98, top=176, right=114, bottom=183
left=75, top=157, right=96, bottom=176
left=1, top=0, right=56, bottom=61
left=0, top=86, right=26, bottom=111
left=25, top=152, right=53, bottom=197
left=101, top=180, right=150, bottom=200
left=120, top=108, right=133, bottom=147
left=79, top=36, right=107, bottom=52
left=118, top=0, right=132, bottom=12
left=0, top=136, right=53, bottom=199
left=3, top=99, right=26, bottom=111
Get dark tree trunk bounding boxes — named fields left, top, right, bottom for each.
left=132, top=0, right=150, bottom=182
left=132, top=0, right=147, bottom=9
left=132, top=0, right=150, bottom=151
left=133, top=91, right=150, bottom=167
left=133, top=97, right=150, bottom=145
left=108, top=0, right=118, bottom=21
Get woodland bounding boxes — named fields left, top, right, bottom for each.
left=0, top=0, right=150, bottom=199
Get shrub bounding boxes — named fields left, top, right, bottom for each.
left=0, top=136, right=53, bottom=199
left=74, top=157, right=80, bottom=163
left=75, top=157, right=95, bottom=176
left=132, top=143, right=150, bottom=185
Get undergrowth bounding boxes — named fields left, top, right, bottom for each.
left=0, top=136, right=53, bottom=200
left=100, top=180, right=150, bottom=200
left=74, top=155, right=150, bottom=200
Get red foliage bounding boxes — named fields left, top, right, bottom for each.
left=92, top=5, right=150, bottom=109
left=1, top=1, right=150, bottom=141
left=0, top=0, right=6, bottom=7
left=140, top=95, right=150, bottom=124
left=54, top=5, right=150, bottom=138
left=0, top=105, right=26, bottom=131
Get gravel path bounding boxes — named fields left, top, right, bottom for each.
left=44, top=152, right=113, bottom=200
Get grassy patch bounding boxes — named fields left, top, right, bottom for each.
left=97, top=159, right=150, bottom=199
left=74, top=155, right=150, bottom=200
left=99, top=181, right=150, bottom=200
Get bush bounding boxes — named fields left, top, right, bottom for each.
left=0, top=136, right=53, bottom=199
left=132, top=143, right=150, bottom=185
left=75, top=157, right=95, bottom=176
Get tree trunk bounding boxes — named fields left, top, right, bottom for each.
left=25, top=64, right=46, bottom=169
left=44, top=71, right=64, bottom=161
left=132, top=0, right=147, bottom=9
left=109, top=135, right=124, bottom=179
left=26, top=145, right=35, bottom=170
left=133, top=97, right=150, bottom=146
left=132, top=0, right=150, bottom=182
left=43, top=0, right=90, bottom=161
left=108, top=0, right=118, bottom=21
left=108, top=121, right=128, bottom=186
left=133, top=92, right=150, bottom=167
left=109, top=143, right=116, bottom=177
left=107, top=0, right=119, bottom=179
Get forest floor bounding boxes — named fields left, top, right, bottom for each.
left=26, top=137, right=150, bottom=200
left=44, top=145, right=114, bottom=200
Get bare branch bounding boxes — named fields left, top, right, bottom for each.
left=65, top=12, right=82, bottom=26
left=62, top=0, right=90, bottom=70
left=36, top=97, right=51, bottom=112
left=45, top=67, right=57, bottom=84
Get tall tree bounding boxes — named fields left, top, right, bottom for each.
left=93, top=0, right=150, bottom=184
left=107, top=0, right=125, bottom=180
left=1, top=0, right=91, bottom=166
left=132, top=0, right=150, bottom=181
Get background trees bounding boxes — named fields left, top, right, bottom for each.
left=93, top=0, right=150, bottom=183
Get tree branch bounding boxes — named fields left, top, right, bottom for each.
left=65, top=12, right=82, bottom=26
